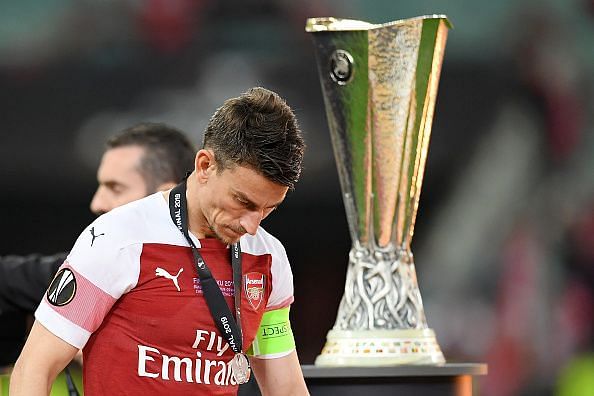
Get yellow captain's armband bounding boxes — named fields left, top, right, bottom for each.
left=247, top=307, right=295, bottom=357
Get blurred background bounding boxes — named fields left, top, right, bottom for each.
left=1, top=0, right=593, bottom=395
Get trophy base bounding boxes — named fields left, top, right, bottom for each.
left=315, top=328, right=445, bottom=366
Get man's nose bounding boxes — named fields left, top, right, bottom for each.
left=239, top=210, right=263, bottom=236
left=90, top=188, right=108, bottom=216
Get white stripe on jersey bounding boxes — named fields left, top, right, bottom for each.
left=36, top=303, right=91, bottom=349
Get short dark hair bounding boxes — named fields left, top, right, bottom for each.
left=107, top=122, right=196, bottom=193
left=202, top=87, right=305, bottom=190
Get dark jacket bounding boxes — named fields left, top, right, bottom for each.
left=0, top=253, right=65, bottom=314
left=0, top=253, right=65, bottom=366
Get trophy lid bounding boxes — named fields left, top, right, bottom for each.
left=305, top=15, right=451, bottom=32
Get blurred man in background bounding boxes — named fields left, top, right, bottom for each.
left=0, top=122, right=196, bottom=366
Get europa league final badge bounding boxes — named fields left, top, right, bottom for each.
left=230, top=352, right=251, bottom=384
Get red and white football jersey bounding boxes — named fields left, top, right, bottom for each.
left=36, top=192, right=294, bottom=395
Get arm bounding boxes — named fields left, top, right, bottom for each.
left=10, top=320, right=78, bottom=395
left=251, top=350, right=309, bottom=396
left=0, top=253, right=66, bottom=314
left=248, top=235, right=308, bottom=394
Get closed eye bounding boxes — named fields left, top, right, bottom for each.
left=235, top=194, right=257, bottom=210
left=233, top=190, right=283, bottom=213
left=235, top=195, right=249, bottom=205
left=104, top=181, right=125, bottom=194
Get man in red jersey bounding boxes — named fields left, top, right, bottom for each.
left=11, top=87, right=310, bottom=395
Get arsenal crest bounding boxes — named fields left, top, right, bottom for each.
left=244, top=272, right=265, bottom=310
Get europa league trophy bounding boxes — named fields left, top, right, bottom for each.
left=306, top=15, right=450, bottom=366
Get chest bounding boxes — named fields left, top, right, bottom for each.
left=97, top=243, right=272, bottom=356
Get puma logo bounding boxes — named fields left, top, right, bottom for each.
left=89, top=227, right=105, bottom=247
left=155, top=267, right=184, bottom=292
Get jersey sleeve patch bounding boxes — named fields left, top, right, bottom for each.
left=46, top=268, right=77, bottom=307
left=43, top=262, right=116, bottom=333
left=247, top=307, right=295, bottom=358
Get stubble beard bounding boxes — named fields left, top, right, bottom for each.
left=208, top=224, right=243, bottom=245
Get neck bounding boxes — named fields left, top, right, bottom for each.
left=185, top=173, right=212, bottom=239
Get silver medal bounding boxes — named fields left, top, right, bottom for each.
left=230, top=352, right=251, bottom=384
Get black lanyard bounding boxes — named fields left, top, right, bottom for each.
left=168, top=180, right=244, bottom=354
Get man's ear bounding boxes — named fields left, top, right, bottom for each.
left=195, top=149, right=216, bottom=183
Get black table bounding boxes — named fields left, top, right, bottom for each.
left=239, top=363, right=487, bottom=395
left=301, top=363, right=487, bottom=395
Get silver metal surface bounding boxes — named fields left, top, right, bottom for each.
left=307, top=16, right=450, bottom=365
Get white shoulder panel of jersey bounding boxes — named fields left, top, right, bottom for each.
left=67, top=193, right=188, bottom=298
left=241, top=227, right=294, bottom=309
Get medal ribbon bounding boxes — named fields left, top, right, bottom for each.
left=168, top=180, right=244, bottom=355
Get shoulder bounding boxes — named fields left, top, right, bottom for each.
left=90, top=194, right=163, bottom=246
left=66, top=193, right=184, bottom=283
left=80, top=193, right=182, bottom=251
